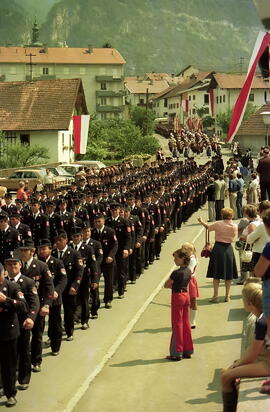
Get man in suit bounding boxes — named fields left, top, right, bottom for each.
left=52, top=231, right=84, bottom=341
left=19, top=239, right=54, bottom=372
left=91, top=214, right=118, bottom=308
left=45, top=201, right=63, bottom=245
left=0, top=213, right=20, bottom=264
left=9, top=212, right=32, bottom=244
left=4, top=257, right=40, bottom=391
left=257, top=147, right=270, bottom=200
left=24, top=198, right=50, bottom=246
left=0, top=262, right=28, bottom=407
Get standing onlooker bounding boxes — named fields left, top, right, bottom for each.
left=43, top=169, right=55, bottom=193
left=198, top=208, right=238, bottom=302
left=164, top=248, right=193, bottom=361
left=236, top=173, right=245, bottom=219
left=16, top=181, right=28, bottom=202
left=247, top=173, right=260, bottom=205
left=214, top=174, right=226, bottom=221
left=206, top=177, right=216, bottom=222
left=257, top=147, right=270, bottom=200
left=228, top=174, right=240, bottom=219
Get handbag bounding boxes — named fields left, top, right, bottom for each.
left=201, top=228, right=212, bottom=258
left=241, top=242, right=252, bottom=263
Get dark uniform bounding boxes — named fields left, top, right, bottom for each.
left=127, top=214, right=143, bottom=282
left=0, top=278, right=28, bottom=401
left=21, top=258, right=54, bottom=368
left=43, top=255, right=67, bottom=353
left=59, top=211, right=75, bottom=240
left=105, top=215, right=131, bottom=297
left=83, top=237, right=103, bottom=317
left=70, top=242, right=98, bottom=326
left=25, top=213, right=50, bottom=246
left=0, top=226, right=20, bottom=264
left=91, top=225, right=118, bottom=305
left=51, top=247, right=84, bottom=338
left=13, top=274, right=40, bottom=386
left=47, top=213, right=63, bottom=245
left=13, top=222, right=32, bottom=244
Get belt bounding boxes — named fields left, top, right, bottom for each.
left=172, top=289, right=187, bottom=293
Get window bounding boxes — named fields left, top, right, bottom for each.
left=192, top=108, right=196, bottom=114
left=249, top=93, right=255, bottom=102
left=193, top=95, right=196, bottom=101
left=63, top=67, right=70, bottom=75
left=43, top=67, right=49, bottom=75
left=23, top=171, right=38, bottom=179
left=62, top=133, right=65, bottom=148
left=20, top=134, right=30, bottom=145
left=219, top=96, right=222, bottom=103
left=5, top=131, right=16, bottom=144
left=101, top=82, right=107, bottom=90
left=139, top=98, right=144, bottom=104
left=189, top=95, right=191, bottom=101
left=10, top=66, right=16, bottom=75
left=80, top=67, right=86, bottom=75
left=10, top=172, right=23, bottom=179
left=101, top=113, right=107, bottom=120
left=223, top=95, right=226, bottom=103
left=164, top=98, right=168, bottom=107
left=177, top=103, right=179, bottom=108
left=204, top=94, right=209, bottom=104
left=101, top=97, right=107, bottom=105
left=216, top=97, right=219, bottom=104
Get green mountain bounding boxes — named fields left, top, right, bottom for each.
left=0, top=0, right=263, bottom=74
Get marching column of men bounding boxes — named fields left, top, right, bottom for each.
left=0, top=157, right=212, bottom=407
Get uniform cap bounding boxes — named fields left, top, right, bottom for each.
left=19, top=239, right=35, bottom=249
left=71, top=226, right=83, bottom=236
left=36, top=239, right=52, bottom=248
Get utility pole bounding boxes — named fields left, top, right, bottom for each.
left=146, top=87, right=149, bottom=135
left=26, top=53, right=36, bottom=81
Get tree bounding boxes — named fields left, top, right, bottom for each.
left=0, top=132, right=49, bottom=168
left=216, top=103, right=257, bottom=134
left=129, top=106, right=156, bottom=136
left=202, top=115, right=215, bottom=129
left=84, top=118, right=159, bottom=161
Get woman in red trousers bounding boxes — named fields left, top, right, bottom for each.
left=164, top=248, right=194, bottom=361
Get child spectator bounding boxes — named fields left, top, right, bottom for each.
left=164, top=248, right=193, bottom=361
left=182, top=242, right=199, bottom=329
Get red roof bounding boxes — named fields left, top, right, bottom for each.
left=0, top=78, right=87, bottom=131
left=214, top=73, right=267, bottom=89
left=0, top=46, right=126, bottom=65
left=237, top=103, right=270, bottom=136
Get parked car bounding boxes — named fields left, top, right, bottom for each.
left=0, top=168, right=70, bottom=191
left=45, top=166, right=74, bottom=185
left=60, top=163, right=82, bottom=176
left=74, top=160, right=106, bottom=169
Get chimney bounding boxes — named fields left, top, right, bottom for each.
left=87, top=44, right=93, bottom=54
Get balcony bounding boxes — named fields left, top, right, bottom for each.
left=96, top=90, right=125, bottom=98
left=25, top=75, right=56, bottom=81
left=96, top=75, right=123, bottom=82
left=96, top=105, right=124, bottom=113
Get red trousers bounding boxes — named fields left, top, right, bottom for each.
left=170, top=292, right=193, bottom=357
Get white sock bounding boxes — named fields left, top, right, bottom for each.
left=190, top=309, right=197, bottom=327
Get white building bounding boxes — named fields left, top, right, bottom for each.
left=0, top=78, right=88, bottom=163
left=124, top=76, right=170, bottom=107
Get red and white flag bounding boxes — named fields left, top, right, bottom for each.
left=73, top=115, right=90, bottom=154
left=227, top=30, right=270, bottom=143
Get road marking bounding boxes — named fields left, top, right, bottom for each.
left=65, top=226, right=204, bottom=412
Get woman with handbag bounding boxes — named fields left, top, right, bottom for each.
left=198, top=208, right=238, bottom=303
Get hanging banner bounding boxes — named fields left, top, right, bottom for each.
left=73, top=115, right=90, bottom=154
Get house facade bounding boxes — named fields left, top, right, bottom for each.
left=0, top=78, right=88, bottom=163
left=0, top=45, right=126, bottom=120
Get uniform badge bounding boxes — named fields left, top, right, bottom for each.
left=60, top=268, right=67, bottom=275
left=78, top=259, right=84, bottom=266
left=47, top=270, right=53, bottom=277
left=32, top=287, right=38, bottom=294
left=17, top=291, right=24, bottom=299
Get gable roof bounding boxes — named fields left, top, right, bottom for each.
left=0, top=46, right=126, bottom=65
left=0, top=78, right=87, bottom=131
left=236, top=103, right=270, bottom=136
left=213, top=73, right=267, bottom=89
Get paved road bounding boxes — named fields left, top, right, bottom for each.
left=3, top=148, right=249, bottom=412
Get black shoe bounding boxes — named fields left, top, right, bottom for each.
left=51, top=351, right=59, bottom=356
left=5, top=397, right=17, bottom=407
left=183, top=354, right=192, bottom=359
left=130, top=281, right=136, bottom=284
left=105, top=302, right=112, bottom=309
left=156, top=256, right=160, bottom=260
left=32, top=364, right=41, bottom=373
left=91, top=314, right=98, bottom=319
left=118, top=295, right=124, bottom=299
left=81, top=323, right=89, bottom=330
left=17, top=383, right=29, bottom=390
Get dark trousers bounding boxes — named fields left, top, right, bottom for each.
left=128, top=249, right=136, bottom=281
left=155, top=232, right=162, bottom=258
left=101, top=261, right=114, bottom=303
left=144, top=239, right=150, bottom=267
left=0, top=339, right=17, bottom=398
left=62, top=293, right=76, bottom=337
left=18, top=329, right=31, bottom=385
left=215, top=200, right=223, bottom=220
left=149, top=240, right=155, bottom=263
left=48, top=304, right=63, bottom=352
left=78, top=279, right=90, bottom=324
left=236, top=192, right=243, bottom=218
left=90, top=286, right=100, bottom=316
left=260, top=181, right=270, bottom=201
left=31, top=314, right=45, bottom=366
left=115, top=254, right=128, bottom=296
left=135, top=246, right=142, bottom=276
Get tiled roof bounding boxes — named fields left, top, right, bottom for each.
left=237, top=103, right=270, bottom=136
left=0, top=78, right=86, bottom=131
left=124, top=78, right=169, bottom=94
left=214, top=73, right=267, bottom=89
left=0, top=46, right=126, bottom=65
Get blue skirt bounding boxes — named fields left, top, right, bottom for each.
left=206, top=242, right=238, bottom=280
